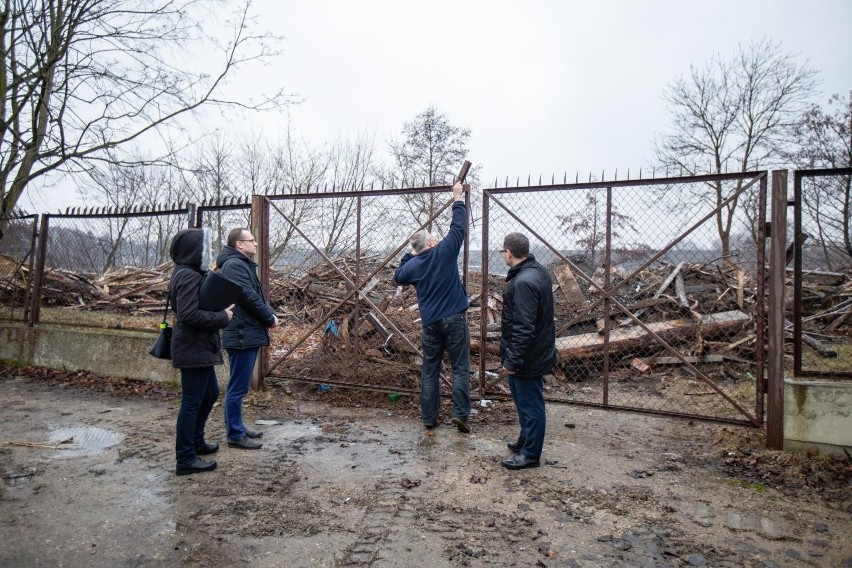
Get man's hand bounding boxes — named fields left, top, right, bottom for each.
left=452, top=181, right=470, bottom=201
left=224, top=304, right=235, bottom=320
left=272, top=315, right=280, bottom=327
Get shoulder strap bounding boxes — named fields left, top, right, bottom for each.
left=163, top=267, right=192, bottom=324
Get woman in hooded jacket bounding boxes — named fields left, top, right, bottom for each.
left=168, top=228, right=234, bottom=476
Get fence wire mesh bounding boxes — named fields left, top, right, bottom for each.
left=36, top=209, right=190, bottom=330
left=7, top=171, right=784, bottom=425
left=0, top=214, right=38, bottom=323
left=265, top=192, right=451, bottom=394
left=480, top=173, right=766, bottom=424
left=794, top=168, right=852, bottom=378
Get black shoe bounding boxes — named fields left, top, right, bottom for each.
left=507, top=439, right=524, bottom=454
left=423, top=421, right=439, bottom=430
left=228, top=436, right=262, bottom=450
left=245, top=428, right=263, bottom=439
left=176, top=458, right=217, bottom=476
left=501, top=454, right=540, bottom=470
left=451, top=417, right=471, bottom=433
left=196, top=441, right=219, bottom=455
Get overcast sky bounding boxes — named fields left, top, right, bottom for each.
left=248, top=0, right=851, bottom=182
left=30, top=0, right=852, bottom=211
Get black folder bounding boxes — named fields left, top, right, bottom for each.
left=198, top=270, right=242, bottom=311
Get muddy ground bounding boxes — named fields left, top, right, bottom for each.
left=0, top=368, right=850, bottom=568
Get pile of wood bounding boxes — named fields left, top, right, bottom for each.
left=3, top=250, right=850, bottom=378
left=547, top=260, right=851, bottom=372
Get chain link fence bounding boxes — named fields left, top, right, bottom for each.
left=3, top=170, right=798, bottom=425
left=793, top=168, right=852, bottom=378
left=480, top=173, right=767, bottom=425
left=34, top=207, right=191, bottom=330
left=264, top=190, right=458, bottom=394
left=0, top=213, right=39, bottom=323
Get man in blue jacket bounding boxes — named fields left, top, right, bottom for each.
left=394, top=181, right=472, bottom=433
left=216, top=228, right=279, bottom=450
left=499, top=232, right=557, bottom=470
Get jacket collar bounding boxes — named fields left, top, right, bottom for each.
left=217, top=245, right=258, bottom=269
left=506, top=254, right=536, bottom=282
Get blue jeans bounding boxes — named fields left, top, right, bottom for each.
left=420, top=311, right=470, bottom=424
left=224, top=348, right=259, bottom=442
left=176, top=367, right=220, bottom=466
left=508, top=375, right=546, bottom=459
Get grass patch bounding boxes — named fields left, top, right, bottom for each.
left=727, top=478, right=766, bottom=491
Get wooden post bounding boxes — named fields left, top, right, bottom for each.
left=250, top=195, right=269, bottom=390
left=766, top=170, right=787, bottom=450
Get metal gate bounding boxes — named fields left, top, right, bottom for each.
left=477, top=172, right=768, bottom=426
left=259, top=172, right=769, bottom=426
left=792, top=167, right=852, bottom=379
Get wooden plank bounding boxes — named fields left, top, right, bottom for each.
left=674, top=273, right=689, bottom=308
left=365, top=312, right=391, bottom=341
left=553, top=264, right=586, bottom=309
left=555, top=310, right=750, bottom=359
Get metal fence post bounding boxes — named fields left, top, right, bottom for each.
left=30, top=214, right=50, bottom=326
left=766, top=170, right=788, bottom=449
left=251, top=195, right=269, bottom=390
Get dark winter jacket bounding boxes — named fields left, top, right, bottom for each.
left=168, top=228, right=231, bottom=369
left=394, top=200, right=469, bottom=327
left=216, top=245, right=276, bottom=350
left=500, top=255, right=557, bottom=378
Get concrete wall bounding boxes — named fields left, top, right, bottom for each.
left=784, top=378, right=852, bottom=454
left=0, top=323, right=229, bottom=387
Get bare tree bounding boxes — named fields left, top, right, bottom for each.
left=76, top=159, right=192, bottom=271
left=181, top=132, right=242, bottom=246
left=558, top=189, right=639, bottom=268
left=788, top=92, right=852, bottom=269
left=305, top=134, right=376, bottom=256
left=383, top=106, right=474, bottom=236
left=267, top=129, right=328, bottom=266
left=655, top=39, right=817, bottom=265
left=0, top=0, right=291, bottom=241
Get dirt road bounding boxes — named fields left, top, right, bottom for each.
left=1, top=372, right=849, bottom=567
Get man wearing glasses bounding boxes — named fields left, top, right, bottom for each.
left=216, top=228, right=279, bottom=450
left=498, top=233, right=557, bottom=470
left=394, top=181, right=472, bottom=434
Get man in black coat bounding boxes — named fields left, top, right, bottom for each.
left=169, top=228, right=234, bottom=475
left=216, top=228, right=278, bottom=450
left=498, top=232, right=557, bottom=470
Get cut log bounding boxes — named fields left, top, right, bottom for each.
left=801, top=333, right=838, bottom=358
left=555, top=310, right=751, bottom=359
left=785, top=268, right=846, bottom=286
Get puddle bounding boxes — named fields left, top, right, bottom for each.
left=47, top=426, right=124, bottom=458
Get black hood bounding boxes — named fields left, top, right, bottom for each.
left=169, top=227, right=213, bottom=270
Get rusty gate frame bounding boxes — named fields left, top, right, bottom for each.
left=792, top=167, right=852, bottom=379
left=259, top=186, right=471, bottom=391
left=256, top=172, right=770, bottom=427
left=477, top=171, right=769, bottom=426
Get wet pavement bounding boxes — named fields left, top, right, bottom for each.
left=1, top=375, right=850, bottom=567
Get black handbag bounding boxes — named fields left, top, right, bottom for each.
left=149, top=291, right=173, bottom=359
